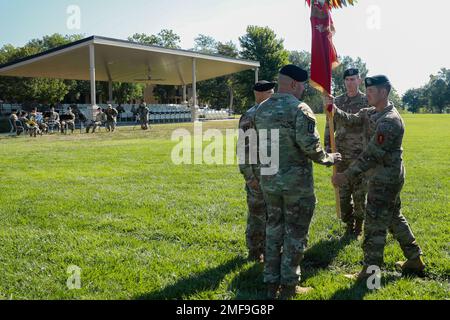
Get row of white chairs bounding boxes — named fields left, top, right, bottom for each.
left=200, top=110, right=230, bottom=120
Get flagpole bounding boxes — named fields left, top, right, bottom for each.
left=325, top=103, right=341, bottom=219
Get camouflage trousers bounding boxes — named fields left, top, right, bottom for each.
left=263, top=193, right=315, bottom=286
left=245, top=183, right=267, bottom=254
left=337, top=160, right=367, bottom=225
left=106, top=120, right=116, bottom=132
left=363, top=181, right=422, bottom=267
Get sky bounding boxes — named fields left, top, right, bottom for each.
left=1, top=0, right=449, bottom=94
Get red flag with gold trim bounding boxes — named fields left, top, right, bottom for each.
left=309, top=2, right=339, bottom=98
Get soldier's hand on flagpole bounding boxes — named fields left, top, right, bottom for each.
left=332, top=173, right=347, bottom=187
left=330, top=152, right=342, bottom=164
left=322, top=94, right=335, bottom=106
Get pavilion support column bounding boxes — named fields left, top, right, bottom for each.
left=183, top=85, right=187, bottom=103
left=255, top=68, right=259, bottom=83
left=108, top=79, right=113, bottom=103
left=191, top=58, right=197, bottom=122
left=89, top=43, right=97, bottom=120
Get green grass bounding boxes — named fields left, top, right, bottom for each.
left=0, top=115, right=449, bottom=300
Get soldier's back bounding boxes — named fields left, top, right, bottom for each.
left=255, top=93, right=316, bottom=197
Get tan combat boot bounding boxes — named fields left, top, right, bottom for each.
left=248, top=250, right=264, bottom=264
left=396, top=256, right=425, bottom=276
left=279, top=285, right=313, bottom=300
left=266, top=284, right=280, bottom=300
left=345, top=266, right=371, bottom=282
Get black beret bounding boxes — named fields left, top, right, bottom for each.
left=344, top=68, right=359, bottom=79
left=365, top=75, right=391, bottom=87
left=253, top=80, right=276, bottom=92
left=279, top=64, right=308, bottom=82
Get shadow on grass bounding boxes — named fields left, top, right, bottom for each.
left=228, top=262, right=266, bottom=300
left=135, top=256, right=247, bottom=300
left=302, top=235, right=354, bottom=281
left=330, top=273, right=400, bottom=300
left=221, top=236, right=357, bottom=300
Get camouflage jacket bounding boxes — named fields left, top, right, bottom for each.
left=238, top=105, right=260, bottom=182
left=254, top=93, right=334, bottom=197
left=334, top=103, right=406, bottom=185
left=325, top=91, right=369, bottom=160
left=106, top=108, right=118, bottom=121
left=137, top=105, right=149, bottom=117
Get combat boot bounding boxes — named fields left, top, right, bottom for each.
left=266, top=284, right=280, bottom=300
left=248, top=249, right=264, bottom=263
left=345, top=266, right=371, bottom=282
left=395, top=256, right=425, bottom=276
left=279, top=285, right=313, bottom=300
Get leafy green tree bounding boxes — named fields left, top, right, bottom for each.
left=424, top=69, right=450, bottom=113
left=128, top=30, right=182, bottom=103
left=403, top=88, right=426, bottom=113
left=0, top=34, right=85, bottom=105
left=234, top=26, right=289, bottom=113
left=193, top=35, right=239, bottom=110
left=128, top=29, right=181, bottom=49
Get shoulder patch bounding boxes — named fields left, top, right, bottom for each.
left=298, top=103, right=316, bottom=134
left=298, top=103, right=316, bottom=122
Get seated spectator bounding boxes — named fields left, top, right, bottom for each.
left=9, top=111, right=23, bottom=136
left=60, top=106, right=76, bottom=134
left=86, top=107, right=106, bottom=133
left=46, top=106, right=61, bottom=132
left=27, top=108, right=42, bottom=137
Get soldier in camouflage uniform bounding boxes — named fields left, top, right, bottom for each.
left=331, top=75, right=425, bottom=280
left=238, top=80, right=276, bottom=263
left=137, top=102, right=150, bottom=130
left=60, top=106, right=76, bottom=134
left=255, top=65, right=341, bottom=299
left=105, top=104, right=119, bottom=132
left=325, top=68, right=369, bottom=236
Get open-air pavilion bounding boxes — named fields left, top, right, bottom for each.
left=0, top=35, right=260, bottom=121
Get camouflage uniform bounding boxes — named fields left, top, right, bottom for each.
left=86, top=111, right=106, bottom=133
left=105, top=107, right=118, bottom=132
left=254, top=93, right=336, bottom=286
left=325, top=91, right=369, bottom=228
left=61, top=110, right=76, bottom=133
left=238, top=105, right=267, bottom=257
left=137, top=104, right=150, bottom=130
left=334, top=103, right=423, bottom=267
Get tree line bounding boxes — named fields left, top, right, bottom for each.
left=1, top=27, right=446, bottom=114
left=402, top=68, right=450, bottom=113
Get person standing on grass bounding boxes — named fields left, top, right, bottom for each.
left=255, top=65, right=341, bottom=300
left=330, top=75, right=425, bottom=282
left=325, top=68, right=370, bottom=237
left=238, top=80, right=276, bottom=264
left=105, top=104, right=118, bottom=132
left=137, top=101, right=150, bottom=130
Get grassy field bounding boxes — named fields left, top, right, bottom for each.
left=0, top=115, right=449, bottom=300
